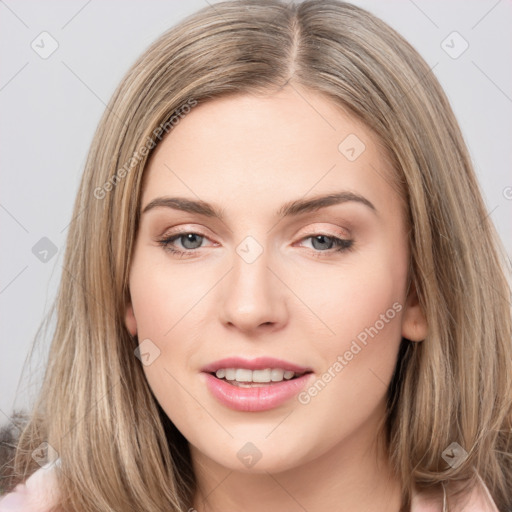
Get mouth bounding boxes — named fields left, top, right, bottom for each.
left=201, top=357, right=314, bottom=411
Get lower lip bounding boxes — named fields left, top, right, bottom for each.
left=203, top=372, right=312, bottom=412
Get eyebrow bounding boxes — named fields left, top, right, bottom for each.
left=142, top=191, right=376, bottom=220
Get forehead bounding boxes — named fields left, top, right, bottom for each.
left=141, top=86, right=401, bottom=219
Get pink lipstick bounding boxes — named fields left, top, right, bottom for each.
left=201, top=357, right=313, bottom=412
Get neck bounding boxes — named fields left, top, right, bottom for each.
left=190, top=407, right=403, bottom=512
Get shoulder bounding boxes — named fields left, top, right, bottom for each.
left=0, top=460, right=60, bottom=512
left=411, top=473, right=500, bottom=512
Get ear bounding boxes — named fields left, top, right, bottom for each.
left=125, top=302, right=138, bottom=337
left=401, top=280, right=428, bottom=342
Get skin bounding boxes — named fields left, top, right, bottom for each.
left=125, top=84, right=428, bottom=512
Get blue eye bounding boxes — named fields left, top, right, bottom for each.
left=157, top=232, right=353, bottom=258
left=302, top=234, right=353, bottom=253
left=157, top=233, right=206, bottom=257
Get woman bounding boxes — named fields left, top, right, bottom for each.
left=1, top=1, right=510, bottom=510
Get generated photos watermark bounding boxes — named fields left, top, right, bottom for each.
left=298, top=301, right=403, bottom=405
left=94, top=98, right=197, bottom=200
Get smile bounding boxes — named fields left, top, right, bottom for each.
left=201, top=357, right=313, bottom=412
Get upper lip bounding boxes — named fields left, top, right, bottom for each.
left=201, top=357, right=312, bottom=374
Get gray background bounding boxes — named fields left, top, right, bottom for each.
left=1, top=0, right=511, bottom=422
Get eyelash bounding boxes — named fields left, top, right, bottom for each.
left=156, top=230, right=354, bottom=259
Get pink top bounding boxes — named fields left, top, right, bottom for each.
left=0, top=463, right=500, bottom=511
left=0, top=462, right=60, bottom=512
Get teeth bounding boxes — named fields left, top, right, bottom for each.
left=235, top=368, right=252, bottom=382
left=214, top=368, right=299, bottom=383
left=271, top=369, right=284, bottom=381
left=253, top=369, right=271, bottom=382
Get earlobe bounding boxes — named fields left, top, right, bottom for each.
left=125, top=302, right=138, bottom=337
left=401, top=282, right=428, bottom=342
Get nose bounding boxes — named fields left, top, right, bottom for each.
left=219, top=243, right=288, bottom=334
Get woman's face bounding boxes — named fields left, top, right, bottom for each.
left=125, top=85, right=426, bottom=474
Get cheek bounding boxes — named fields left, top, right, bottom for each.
left=129, top=253, right=215, bottom=339
left=288, top=275, right=405, bottom=455
left=128, top=254, right=214, bottom=422
left=292, top=246, right=406, bottom=348
left=292, top=242, right=407, bottom=403
left=303, top=246, right=405, bottom=396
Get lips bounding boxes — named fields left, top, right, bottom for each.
left=201, top=356, right=312, bottom=374
left=201, top=357, right=314, bottom=412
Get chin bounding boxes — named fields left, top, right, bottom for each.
left=191, top=434, right=314, bottom=474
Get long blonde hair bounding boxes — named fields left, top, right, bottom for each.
left=7, top=1, right=511, bottom=510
